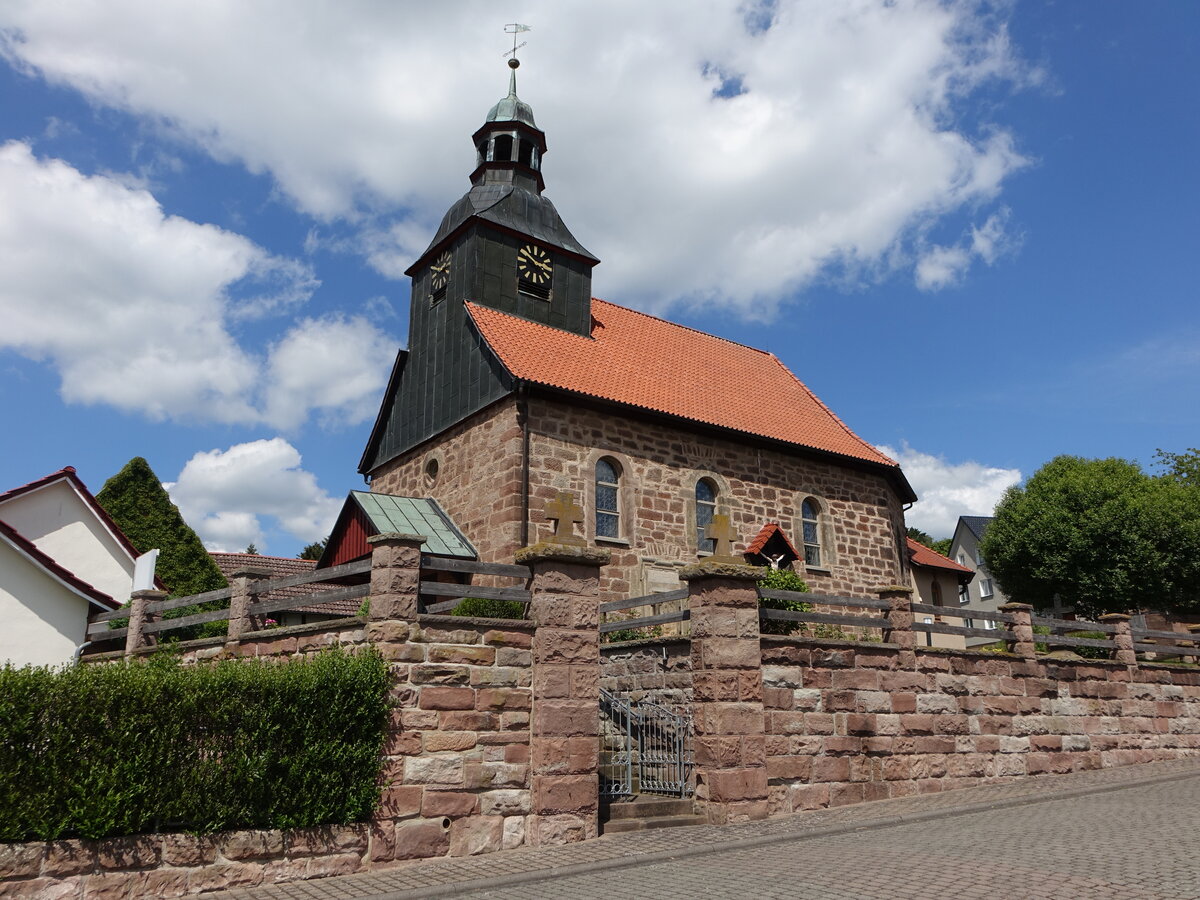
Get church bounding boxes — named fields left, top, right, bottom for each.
left=359, top=60, right=916, bottom=599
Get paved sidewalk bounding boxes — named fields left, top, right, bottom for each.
left=215, top=758, right=1200, bottom=900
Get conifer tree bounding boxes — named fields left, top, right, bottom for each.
left=96, top=457, right=227, bottom=597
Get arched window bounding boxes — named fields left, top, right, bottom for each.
left=595, top=458, right=621, bottom=539
left=696, top=478, right=717, bottom=552
left=801, top=499, right=821, bottom=567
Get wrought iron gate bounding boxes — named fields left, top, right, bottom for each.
left=600, top=689, right=693, bottom=799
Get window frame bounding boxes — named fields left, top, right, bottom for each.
left=594, top=456, right=621, bottom=541
left=695, top=477, right=718, bottom=553
left=800, top=497, right=823, bottom=569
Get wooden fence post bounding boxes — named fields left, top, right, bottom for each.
left=226, top=567, right=270, bottom=644
left=1000, top=603, right=1036, bottom=658
left=1100, top=613, right=1138, bottom=666
left=681, top=557, right=769, bottom=825
left=518, top=539, right=610, bottom=847
left=879, top=585, right=916, bottom=667
left=124, top=589, right=166, bottom=658
left=366, top=533, right=426, bottom=620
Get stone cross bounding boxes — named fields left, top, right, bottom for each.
left=544, top=491, right=585, bottom=546
left=705, top=513, right=738, bottom=560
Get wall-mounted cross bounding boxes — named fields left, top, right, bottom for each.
left=704, top=514, right=739, bottom=560
left=544, top=491, right=585, bottom=546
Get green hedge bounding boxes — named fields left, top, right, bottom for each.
left=0, top=648, right=389, bottom=841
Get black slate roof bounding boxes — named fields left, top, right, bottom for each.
left=960, top=515, right=994, bottom=541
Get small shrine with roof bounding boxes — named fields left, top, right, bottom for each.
left=360, top=52, right=916, bottom=599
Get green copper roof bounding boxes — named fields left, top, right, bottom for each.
left=351, top=491, right=477, bottom=558
left=486, top=69, right=537, bottom=128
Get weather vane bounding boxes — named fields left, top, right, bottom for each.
left=503, top=23, right=531, bottom=68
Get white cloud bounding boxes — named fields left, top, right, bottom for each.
left=263, top=314, right=398, bottom=430
left=167, top=438, right=342, bottom=553
left=0, top=0, right=1035, bottom=315
left=879, top=442, right=1021, bottom=537
left=915, top=207, right=1018, bottom=291
left=0, top=141, right=393, bottom=427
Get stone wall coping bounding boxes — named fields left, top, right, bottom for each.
left=367, top=532, right=427, bottom=545
left=999, top=602, right=1035, bottom=611
left=514, top=542, right=611, bottom=566
left=678, top=560, right=766, bottom=582
left=230, top=566, right=275, bottom=579
left=416, top=613, right=537, bottom=632
left=130, top=589, right=169, bottom=601
left=1099, top=613, right=1131, bottom=622
left=758, top=635, right=901, bottom=651
left=876, top=584, right=914, bottom=595
left=83, top=618, right=367, bottom=662
left=600, top=635, right=693, bottom=652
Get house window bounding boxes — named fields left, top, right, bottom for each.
left=595, top=458, right=621, bottom=539
left=801, top=499, right=821, bottom=567
left=957, top=552, right=968, bottom=567
left=976, top=549, right=985, bottom=566
left=964, top=618, right=974, bottom=629
left=980, top=578, right=994, bottom=599
left=959, top=583, right=970, bottom=605
left=696, top=478, right=717, bottom=552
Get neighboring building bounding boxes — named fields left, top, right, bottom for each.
left=209, top=552, right=353, bottom=628
left=359, top=64, right=916, bottom=600
left=947, top=515, right=1015, bottom=641
left=906, top=537, right=974, bottom=650
left=0, top=467, right=146, bottom=666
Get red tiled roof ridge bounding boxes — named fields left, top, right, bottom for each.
left=591, top=298, right=777, bottom=357
left=0, top=517, right=118, bottom=609
left=465, top=299, right=898, bottom=468
left=906, top=537, right=972, bottom=573
left=744, top=521, right=801, bottom=560
left=211, top=552, right=316, bottom=564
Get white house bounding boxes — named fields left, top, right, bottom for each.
left=0, top=467, right=147, bottom=667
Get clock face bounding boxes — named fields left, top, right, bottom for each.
left=517, top=244, right=552, bottom=285
left=430, top=251, right=452, bottom=291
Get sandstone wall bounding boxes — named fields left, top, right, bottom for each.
left=600, top=639, right=692, bottom=712
left=525, top=397, right=908, bottom=599
left=759, top=639, right=1200, bottom=814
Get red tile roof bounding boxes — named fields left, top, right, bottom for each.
left=744, top=522, right=801, bottom=561
left=0, top=518, right=119, bottom=609
left=466, top=299, right=898, bottom=467
left=906, top=538, right=973, bottom=575
left=0, top=466, right=164, bottom=588
left=210, top=553, right=360, bottom=617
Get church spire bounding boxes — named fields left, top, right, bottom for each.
left=473, top=40, right=545, bottom=194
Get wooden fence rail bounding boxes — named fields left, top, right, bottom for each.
left=600, top=588, right=690, bottom=636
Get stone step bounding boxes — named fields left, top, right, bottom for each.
left=603, top=797, right=696, bottom=819
left=601, top=814, right=708, bottom=833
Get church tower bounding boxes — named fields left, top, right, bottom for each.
left=360, top=58, right=599, bottom=475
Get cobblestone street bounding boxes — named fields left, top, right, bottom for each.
left=215, top=758, right=1200, bottom=900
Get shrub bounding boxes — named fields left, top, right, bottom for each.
left=603, top=625, right=664, bottom=643
left=757, top=569, right=812, bottom=635
left=0, top=648, right=389, bottom=841
left=449, top=596, right=527, bottom=619
left=1066, top=630, right=1112, bottom=660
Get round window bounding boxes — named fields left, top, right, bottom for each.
left=424, top=458, right=439, bottom=487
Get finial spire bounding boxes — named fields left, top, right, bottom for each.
left=503, top=23, right=531, bottom=92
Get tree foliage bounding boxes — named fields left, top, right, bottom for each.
left=906, top=527, right=934, bottom=548
left=931, top=537, right=953, bottom=557
left=96, top=457, right=227, bottom=599
left=981, top=454, right=1200, bottom=618
left=299, top=538, right=327, bottom=561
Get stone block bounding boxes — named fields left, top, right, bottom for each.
left=428, top=645, right=496, bottom=665
left=529, top=812, right=597, bottom=846
left=502, top=815, right=527, bottom=850
left=484, top=629, right=533, bottom=648
left=423, top=731, right=478, bottom=752
left=302, top=853, right=361, bottom=880
left=464, top=761, right=529, bottom=789
left=419, top=686, right=476, bottom=710
left=531, top=736, right=598, bottom=775
left=533, top=774, right=598, bottom=815
left=449, top=816, right=505, bottom=857
left=186, top=862, right=264, bottom=894
left=0, top=842, right=43, bottom=880
left=533, top=630, right=597, bottom=665
left=404, top=755, right=465, bottom=785
left=476, top=688, right=533, bottom=711
left=479, top=789, right=532, bottom=816
left=393, top=819, right=451, bottom=861
left=532, top=700, right=598, bottom=737
left=702, top=767, right=768, bottom=803
left=96, top=835, right=159, bottom=870
left=411, top=665, right=471, bottom=685
left=421, top=790, right=479, bottom=818
left=41, top=842, right=96, bottom=877
left=812, top=756, right=851, bottom=783
left=220, top=830, right=283, bottom=861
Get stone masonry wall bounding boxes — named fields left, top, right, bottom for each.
left=0, top=825, right=368, bottom=899
left=360, top=616, right=535, bottom=863
left=600, top=639, right=693, bottom=713
left=369, top=398, right=525, bottom=576
left=759, top=639, right=1200, bottom=814
left=525, top=397, right=908, bottom=600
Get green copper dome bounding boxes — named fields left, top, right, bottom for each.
left=486, top=68, right=537, bottom=128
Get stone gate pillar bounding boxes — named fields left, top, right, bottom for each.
left=367, top=533, right=426, bottom=620
left=517, top=540, right=610, bottom=846
left=124, top=589, right=166, bottom=657
left=681, top=557, right=768, bottom=825
left=1000, top=603, right=1037, bottom=658
left=226, top=567, right=271, bottom=643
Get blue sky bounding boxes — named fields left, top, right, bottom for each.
left=1, top=1, right=1196, bottom=553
